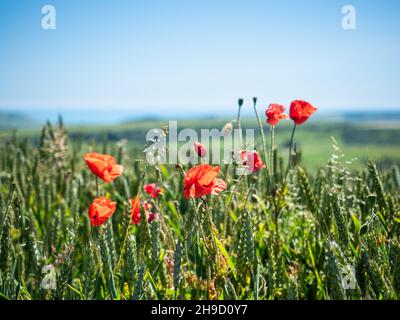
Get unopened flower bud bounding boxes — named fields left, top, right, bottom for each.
left=221, top=122, right=233, bottom=136
left=194, top=141, right=207, bottom=158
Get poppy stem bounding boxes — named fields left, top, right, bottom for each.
left=96, top=177, right=99, bottom=197
left=223, top=173, right=244, bottom=238
left=252, top=98, right=272, bottom=191
left=236, top=99, right=243, bottom=148
left=274, top=208, right=280, bottom=256
left=270, top=126, right=275, bottom=185
left=115, top=220, right=132, bottom=273
left=203, top=199, right=218, bottom=293
left=116, top=168, right=147, bottom=274
left=284, top=124, right=297, bottom=182
left=207, top=262, right=211, bottom=299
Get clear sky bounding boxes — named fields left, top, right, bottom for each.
left=0, top=0, right=399, bottom=116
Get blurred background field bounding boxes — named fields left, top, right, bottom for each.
left=1, top=109, right=399, bottom=171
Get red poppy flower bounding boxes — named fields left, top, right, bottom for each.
left=144, top=183, right=162, bottom=198
left=241, top=150, right=266, bottom=173
left=88, top=196, right=116, bottom=226
left=130, top=196, right=141, bottom=225
left=194, top=142, right=207, bottom=158
left=266, top=104, right=288, bottom=126
left=83, top=152, right=123, bottom=183
left=183, top=164, right=227, bottom=199
left=289, top=100, right=317, bottom=125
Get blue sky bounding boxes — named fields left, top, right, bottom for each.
left=0, top=0, right=399, bottom=117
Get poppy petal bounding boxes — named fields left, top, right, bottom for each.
left=211, top=179, right=227, bottom=195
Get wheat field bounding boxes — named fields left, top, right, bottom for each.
left=0, top=108, right=400, bottom=300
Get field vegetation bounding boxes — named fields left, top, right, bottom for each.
left=0, top=104, right=399, bottom=300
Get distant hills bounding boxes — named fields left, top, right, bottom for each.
left=1, top=109, right=400, bottom=130
left=343, top=111, right=400, bottom=122
left=0, top=111, right=38, bottom=130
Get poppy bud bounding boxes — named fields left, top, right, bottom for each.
left=148, top=212, right=157, bottom=223
left=221, top=122, right=233, bottom=136
left=194, top=142, right=207, bottom=158
left=238, top=98, right=244, bottom=107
